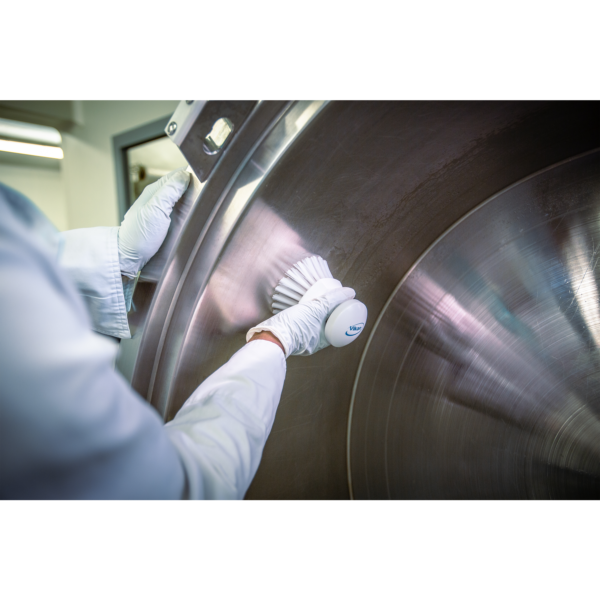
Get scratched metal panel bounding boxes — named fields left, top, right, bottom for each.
left=130, top=101, right=600, bottom=498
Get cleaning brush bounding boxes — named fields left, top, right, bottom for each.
left=272, top=256, right=368, bottom=347
left=272, top=256, right=339, bottom=312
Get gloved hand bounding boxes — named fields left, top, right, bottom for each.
left=118, top=169, right=191, bottom=278
left=246, top=286, right=356, bottom=357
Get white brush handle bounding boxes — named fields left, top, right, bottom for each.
left=324, top=299, right=368, bottom=347
left=301, top=279, right=368, bottom=347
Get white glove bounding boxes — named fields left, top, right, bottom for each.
left=118, top=169, right=191, bottom=278
left=246, top=286, right=356, bottom=357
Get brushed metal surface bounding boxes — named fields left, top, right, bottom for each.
left=178, top=101, right=257, bottom=182
left=130, top=101, right=600, bottom=499
left=349, top=150, right=600, bottom=499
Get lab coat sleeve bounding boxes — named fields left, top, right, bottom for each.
left=59, top=227, right=131, bottom=339
left=1, top=184, right=287, bottom=500
left=165, top=340, right=286, bottom=500
left=0, top=186, right=185, bottom=499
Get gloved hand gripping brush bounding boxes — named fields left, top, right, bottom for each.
left=247, top=256, right=368, bottom=357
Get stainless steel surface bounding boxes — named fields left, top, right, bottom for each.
left=146, top=100, right=325, bottom=412
left=349, top=150, right=600, bottom=499
left=166, top=100, right=207, bottom=146
left=177, top=100, right=258, bottom=182
left=130, top=101, right=600, bottom=499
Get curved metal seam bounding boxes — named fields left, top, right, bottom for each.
left=145, top=102, right=290, bottom=405
left=345, top=146, right=600, bottom=500
left=165, top=101, right=328, bottom=413
left=148, top=101, right=329, bottom=412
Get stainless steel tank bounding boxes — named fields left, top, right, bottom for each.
left=121, top=101, right=600, bottom=499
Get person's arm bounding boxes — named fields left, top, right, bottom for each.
left=58, top=170, right=190, bottom=339
left=1, top=182, right=351, bottom=500
left=248, top=330, right=285, bottom=353
left=164, top=339, right=286, bottom=499
left=163, top=290, right=355, bottom=499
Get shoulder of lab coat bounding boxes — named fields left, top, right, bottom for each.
left=165, top=340, right=286, bottom=500
left=59, top=226, right=131, bottom=339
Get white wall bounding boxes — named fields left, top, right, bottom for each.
left=0, top=102, right=181, bottom=231
left=61, top=101, right=180, bottom=229
left=0, top=163, right=68, bottom=231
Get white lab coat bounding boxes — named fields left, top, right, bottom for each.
left=0, top=182, right=286, bottom=499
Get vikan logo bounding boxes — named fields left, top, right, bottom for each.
left=345, top=322, right=365, bottom=337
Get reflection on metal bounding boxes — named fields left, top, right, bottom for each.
left=130, top=101, right=600, bottom=499
left=203, top=117, right=234, bottom=155
left=349, top=151, right=600, bottom=499
left=181, top=100, right=327, bottom=332
left=134, top=101, right=326, bottom=419
left=205, top=198, right=310, bottom=333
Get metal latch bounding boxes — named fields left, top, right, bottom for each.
left=165, top=100, right=257, bottom=182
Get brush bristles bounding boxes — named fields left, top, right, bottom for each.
left=272, top=256, right=335, bottom=313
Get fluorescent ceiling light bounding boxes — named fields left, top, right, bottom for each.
left=0, top=117, right=62, bottom=146
left=0, top=139, right=63, bottom=159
